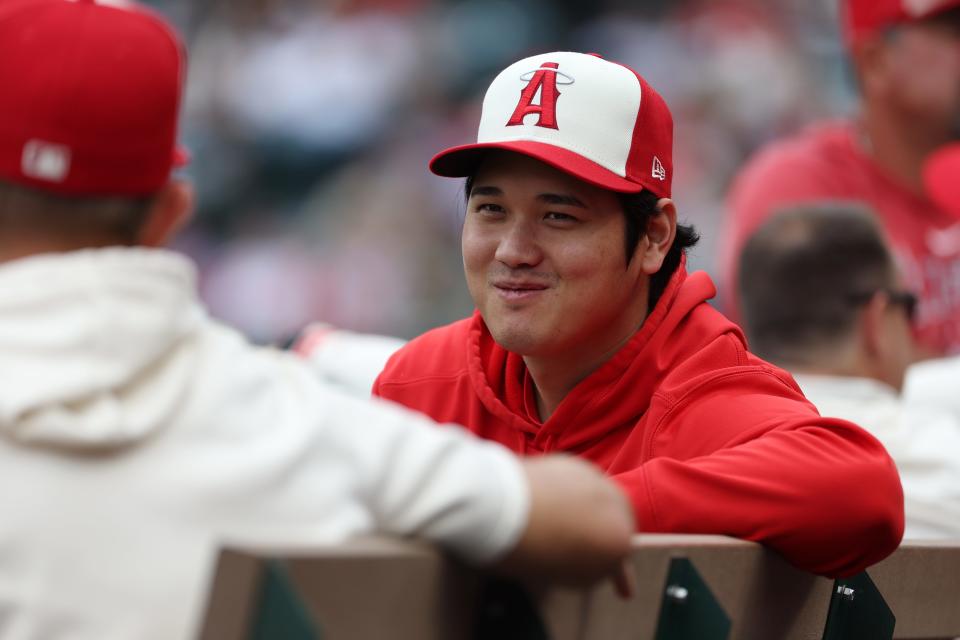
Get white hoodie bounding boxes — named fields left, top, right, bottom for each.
left=0, top=248, right=528, bottom=640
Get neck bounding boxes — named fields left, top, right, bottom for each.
left=0, top=235, right=123, bottom=264
left=777, top=343, right=900, bottom=392
left=787, top=361, right=864, bottom=381
left=524, top=319, right=643, bottom=421
left=860, top=102, right=949, bottom=194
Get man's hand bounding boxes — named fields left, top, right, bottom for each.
left=612, top=558, right=636, bottom=599
left=495, top=455, right=635, bottom=586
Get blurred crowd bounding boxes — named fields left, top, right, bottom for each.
left=142, top=0, right=849, bottom=343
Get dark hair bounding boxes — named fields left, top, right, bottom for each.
left=737, top=203, right=896, bottom=365
left=0, top=180, right=154, bottom=245
left=463, top=176, right=699, bottom=310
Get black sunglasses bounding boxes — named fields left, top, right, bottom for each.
left=847, top=288, right=918, bottom=323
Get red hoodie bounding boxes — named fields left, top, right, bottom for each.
left=374, top=266, right=904, bottom=577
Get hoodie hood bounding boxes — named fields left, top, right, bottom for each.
left=0, top=248, right=203, bottom=449
left=468, top=262, right=746, bottom=450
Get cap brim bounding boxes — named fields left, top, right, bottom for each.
left=173, top=145, right=191, bottom=167
left=430, top=141, right=644, bottom=194
left=924, top=142, right=960, bottom=220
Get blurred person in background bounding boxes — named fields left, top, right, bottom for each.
left=374, top=51, right=904, bottom=578
left=0, top=2, right=636, bottom=638
left=905, top=140, right=960, bottom=421
left=739, top=204, right=960, bottom=538
left=722, top=0, right=960, bottom=356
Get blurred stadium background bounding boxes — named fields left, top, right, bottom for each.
left=146, top=0, right=851, bottom=344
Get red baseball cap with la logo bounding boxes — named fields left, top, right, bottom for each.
left=0, top=0, right=188, bottom=197
left=430, top=51, right=674, bottom=198
left=843, top=0, right=960, bottom=45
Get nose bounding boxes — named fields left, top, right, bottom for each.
left=494, top=218, right=543, bottom=268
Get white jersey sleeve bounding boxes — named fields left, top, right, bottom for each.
left=331, top=393, right=530, bottom=562
left=195, top=341, right=530, bottom=563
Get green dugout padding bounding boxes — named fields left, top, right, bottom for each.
left=248, top=561, right=321, bottom=640
left=655, top=557, right=731, bottom=640
left=822, top=571, right=895, bottom=640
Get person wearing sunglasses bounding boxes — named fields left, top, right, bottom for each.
left=739, top=203, right=960, bottom=538
left=721, top=0, right=960, bottom=358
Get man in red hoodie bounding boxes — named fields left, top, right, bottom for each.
left=374, top=51, right=904, bottom=578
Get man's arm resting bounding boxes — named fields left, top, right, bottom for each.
left=495, top=455, right=635, bottom=585
left=353, top=397, right=633, bottom=585
left=612, top=418, right=904, bottom=578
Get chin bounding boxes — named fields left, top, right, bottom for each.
left=487, top=324, right=547, bottom=356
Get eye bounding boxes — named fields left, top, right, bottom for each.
left=544, top=211, right=579, bottom=224
left=473, top=202, right=506, bottom=218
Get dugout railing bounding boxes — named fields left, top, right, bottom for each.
left=198, top=534, right=960, bottom=640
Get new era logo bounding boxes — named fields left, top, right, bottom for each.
left=652, top=156, right=666, bottom=181
left=22, top=140, right=71, bottom=183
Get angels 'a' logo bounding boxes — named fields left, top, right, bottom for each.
left=506, top=62, right=572, bottom=130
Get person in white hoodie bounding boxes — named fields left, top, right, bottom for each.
left=737, top=203, right=960, bottom=539
left=0, top=2, right=635, bottom=639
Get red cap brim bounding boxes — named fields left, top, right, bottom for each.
left=924, top=142, right=960, bottom=220
left=430, top=141, right=644, bottom=194
left=173, top=145, right=191, bottom=168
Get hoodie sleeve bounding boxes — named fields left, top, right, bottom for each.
left=185, top=336, right=529, bottom=565
left=334, top=392, right=531, bottom=563
left=612, top=368, right=904, bottom=578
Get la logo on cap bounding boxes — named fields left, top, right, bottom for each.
left=22, top=140, right=71, bottom=183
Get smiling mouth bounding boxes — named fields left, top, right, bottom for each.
left=492, top=283, right=549, bottom=301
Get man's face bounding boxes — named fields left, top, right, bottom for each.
left=462, top=152, right=650, bottom=359
left=878, top=10, right=960, bottom=138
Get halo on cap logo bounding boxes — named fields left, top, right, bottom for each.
left=507, top=62, right=572, bottom=130
left=519, top=66, right=575, bottom=86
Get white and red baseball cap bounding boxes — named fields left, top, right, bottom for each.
left=430, top=51, right=674, bottom=198
left=0, top=0, right=188, bottom=197
left=843, top=0, right=960, bottom=46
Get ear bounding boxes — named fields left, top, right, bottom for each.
left=636, top=198, right=677, bottom=275
left=851, top=34, right=893, bottom=98
left=138, top=179, right=194, bottom=248
left=858, top=292, right=887, bottom=360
